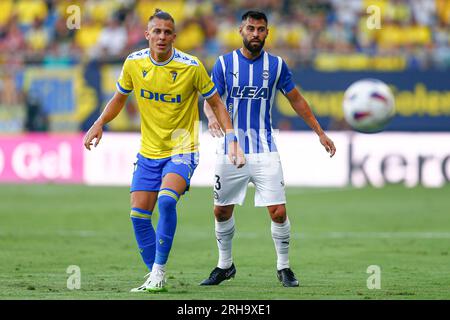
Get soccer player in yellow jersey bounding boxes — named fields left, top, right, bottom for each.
left=83, top=9, right=245, bottom=293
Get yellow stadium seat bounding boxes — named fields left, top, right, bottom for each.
left=0, top=0, right=13, bottom=26
left=136, top=0, right=186, bottom=25
left=376, top=24, right=403, bottom=48
left=408, top=26, right=431, bottom=45
left=436, top=0, right=450, bottom=24
left=376, top=24, right=431, bottom=48
left=85, top=0, right=121, bottom=24
left=174, top=21, right=205, bottom=51
left=363, top=0, right=388, bottom=17
left=264, top=25, right=277, bottom=49
left=26, top=28, right=50, bottom=51
left=381, top=0, right=411, bottom=23
left=284, top=25, right=304, bottom=48
left=14, top=0, right=48, bottom=25
left=315, top=53, right=370, bottom=71
left=217, top=24, right=242, bottom=49
left=74, top=23, right=102, bottom=51
left=358, top=16, right=377, bottom=44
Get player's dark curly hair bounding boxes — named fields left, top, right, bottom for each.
left=241, top=10, right=268, bottom=24
left=148, top=8, right=175, bottom=24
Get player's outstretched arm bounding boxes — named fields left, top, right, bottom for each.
left=285, top=88, right=336, bottom=158
left=203, top=100, right=224, bottom=138
left=205, top=93, right=246, bottom=168
left=83, top=92, right=128, bottom=150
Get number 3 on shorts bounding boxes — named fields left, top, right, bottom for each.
left=214, top=175, right=221, bottom=190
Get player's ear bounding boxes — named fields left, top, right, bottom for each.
left=144, top=30, right=150, bottom=40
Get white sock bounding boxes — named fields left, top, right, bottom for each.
left=215, top=215, right=235, bottom=269
left=271, top=217, right=291, bottom=270
left=152, top=263, right=165, bottom=273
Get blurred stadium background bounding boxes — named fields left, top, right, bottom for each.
left=0, top=0, right=450, bottom=299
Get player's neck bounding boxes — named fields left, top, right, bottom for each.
left=150, top=48, right=174, bottom=63
left=240, top=47, right=262, bottom=60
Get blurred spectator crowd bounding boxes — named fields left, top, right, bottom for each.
left=0, top=0, right=449, bottom=133
left=0, top=0, right=450, bottom=70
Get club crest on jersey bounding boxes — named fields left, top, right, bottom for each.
left=227, top=103, right=233, bottom=117
left=230, top=86, right=269, bottom=99
left=142, top=70, right=148, bottom=78
left=262, top=70, right=269, bottom=80
left=170, top=71, right=178, bottom=82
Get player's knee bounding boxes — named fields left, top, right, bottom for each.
left=269, top=205, right=286, bottom=223
left=158, top=195, right=177, bottom=213
left=214, top=206, right=232, bottom=222
left=130, top=197, right=146, bottom=211
left=130, top=191, right=156, bottom=212
left=158, top=188, right=180, bottom=223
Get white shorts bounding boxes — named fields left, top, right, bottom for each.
left=213, top=152, right=286, bottom=207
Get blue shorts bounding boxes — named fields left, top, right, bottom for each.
left=130, top=153, right=199, bottom=193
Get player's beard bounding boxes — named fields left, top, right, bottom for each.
left=243, top=38, right=265, bottom=54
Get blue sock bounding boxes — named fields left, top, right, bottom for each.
left=155, top=188, right=180, bottom=265
left=130, top=207, right=155, bottom=271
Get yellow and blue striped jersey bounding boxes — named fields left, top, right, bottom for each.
left=117, top=48, right=216, bottom=159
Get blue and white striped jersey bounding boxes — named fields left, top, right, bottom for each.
left=212, top=49, right=295, bottom=154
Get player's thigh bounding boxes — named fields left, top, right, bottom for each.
left=250, top=153, right=286, bottom=207
left=161, top=153, right=199, bottom=195
left=131, top=191, right=158, bottom=212
left=160, top=173, right=187, bottom=196
left=214, top=155, right=250, bottom=206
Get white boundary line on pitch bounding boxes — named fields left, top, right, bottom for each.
left=230, top=231, right=450, bottom=239
left=2, top=230, right=450, bottom=239
left=292, top=232, right=450, bottom=239
left=285, top=187, right=356, bottom=195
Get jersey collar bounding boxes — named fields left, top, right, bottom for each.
left=149, top=48, right=175, bottom=66
left=237, top=48, right=264, bottom=63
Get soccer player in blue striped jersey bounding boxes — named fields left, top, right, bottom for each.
left=200, top=11, right=336, bottom=287
left=83, top=9, right=245, bottom=293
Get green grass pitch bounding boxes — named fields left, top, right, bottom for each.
left=0, top=184, right=449, bottom=299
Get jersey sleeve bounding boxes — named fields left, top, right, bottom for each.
left=276, top=59, right=295, bottom=95
left=211, top=58, right=225, bottom=97
left=194, top=59, right=217, bottom=99
left=116, top=58, right=133, bottom=95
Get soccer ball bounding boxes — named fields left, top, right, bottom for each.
left=343, top=79, right=395, bottom=133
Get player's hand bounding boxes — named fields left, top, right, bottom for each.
left=228, top=141, right=246, bottom=168
left=319, top=133, right=336, bottom=158
left=207, top=116, right=223, bottom=138
left=83, top=121, right=103, bottom=151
